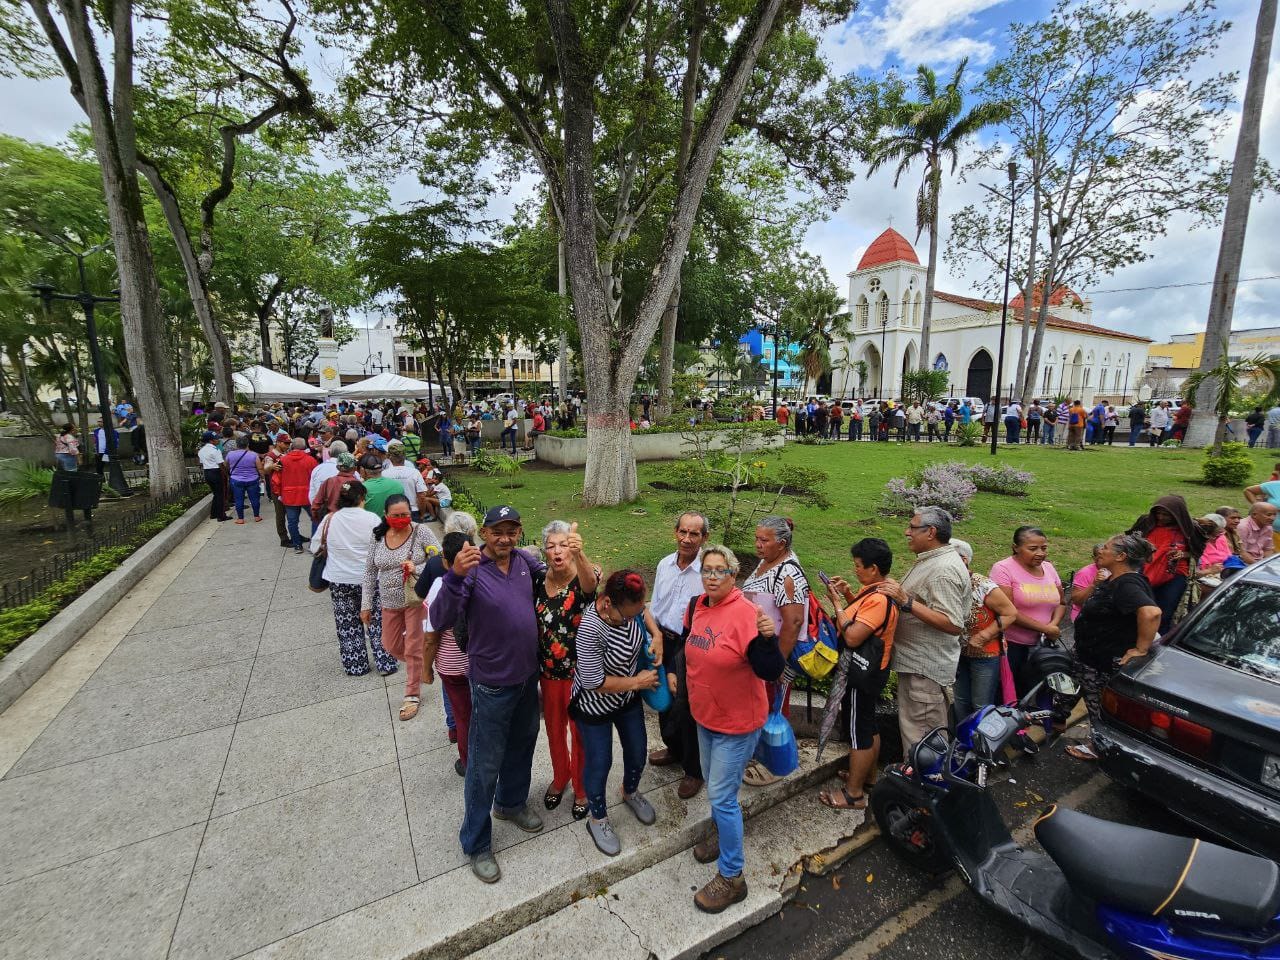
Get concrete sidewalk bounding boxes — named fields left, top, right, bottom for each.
left=0, top=514, right=851, bottom=960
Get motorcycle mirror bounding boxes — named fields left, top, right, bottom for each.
left=1046, top=672, right=1080, bottom=696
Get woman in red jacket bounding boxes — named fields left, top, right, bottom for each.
left=682, top=544, right=783, bottom=914
left=278, top=437, right=317, bottom=552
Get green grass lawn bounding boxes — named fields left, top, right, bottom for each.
left=451, top=440, right=1279, bottom=585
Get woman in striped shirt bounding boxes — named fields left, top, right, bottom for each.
left=570, top=571, right=662, bottom=858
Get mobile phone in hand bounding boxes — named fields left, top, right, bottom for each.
left=817, top=570, right=831, bottom=587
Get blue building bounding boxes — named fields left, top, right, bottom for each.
left=739, top=328, right=804, bottom=392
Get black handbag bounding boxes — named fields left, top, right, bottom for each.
left=308, top=516, right=331, bottom=592
left=843, top=586, right=892, bottom=693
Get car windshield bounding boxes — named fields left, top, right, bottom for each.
left=1177, top=580, right=1280, bottom=683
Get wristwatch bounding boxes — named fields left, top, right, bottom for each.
left=902, top=596, right=914, bottom=614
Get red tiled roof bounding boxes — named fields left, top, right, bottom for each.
left=934, top=290, right=1152, bottom=343
left=856, top=228, right=920, bottom=270
left=934, top=290, right=1000, bottom=311
left=1010, top=284, right=1084, bottom=310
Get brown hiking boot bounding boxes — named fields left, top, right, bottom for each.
left=692, top=833, right=719, bottom=864
left=694, top=872, right=747, bottom=913
left=677, top=775, right=704, bottom=800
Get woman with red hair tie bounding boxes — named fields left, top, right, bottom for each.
left=570, top=570, right=663, bottom=858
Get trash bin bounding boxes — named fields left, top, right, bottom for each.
left=48, top=470, right=103, bottom=511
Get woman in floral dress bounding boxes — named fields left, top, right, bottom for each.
left=536, top=519, right=599, bottom=820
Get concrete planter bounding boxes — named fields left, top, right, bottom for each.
left=534, top=429, right=783, bottom=467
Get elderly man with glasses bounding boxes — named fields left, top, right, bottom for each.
left=875, top=506, right=970, bottom=746
left=430, top=504, right=548, bottom=884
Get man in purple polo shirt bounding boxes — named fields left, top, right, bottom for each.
left=430, top=504, right=547, bottom=883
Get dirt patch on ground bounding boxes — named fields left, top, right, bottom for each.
left=0, top=493, right=182, bottom=589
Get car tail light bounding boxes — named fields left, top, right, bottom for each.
left=1101, top=689, right=1215, bottom=760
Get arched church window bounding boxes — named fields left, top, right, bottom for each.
left=856, top=296, right=869, bottom=330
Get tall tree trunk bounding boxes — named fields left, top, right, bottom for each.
left=918, top=154, right=940, bottom=373
left=1023, top=253, right=1060, bottom=407
left=44, top=0, right=184, bottom=493
left=655, top=0, right=703, bottom=420
left=1014, top=176, right=1041, bottom=402
left=1186, top=0, right=1276, bottom=448
left=557, top=239, right=569, bottom=403
left=137, top=159, right=235, bottom=402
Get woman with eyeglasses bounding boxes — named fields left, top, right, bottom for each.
left=682, top=544, right=784, bottom=914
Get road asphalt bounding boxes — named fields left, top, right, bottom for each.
left=706, top=734, right=1192, bottom=960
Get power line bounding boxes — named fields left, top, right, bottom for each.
left=1088, top=274, right=1280, bottom=295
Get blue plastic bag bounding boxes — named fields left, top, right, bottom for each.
left=752, top=686, right=799, bottom=777
left=637, top=637, right=672, bottom=713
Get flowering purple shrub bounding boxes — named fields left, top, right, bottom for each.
left=881, top=462, right=977, bottom=518
left=965, top=463, right=1035, bottom=496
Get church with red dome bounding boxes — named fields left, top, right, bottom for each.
left=833, top=227, right=1151, bottom=403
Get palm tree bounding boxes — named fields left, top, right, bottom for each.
left=870, top=60, right=1009, bottom=373
left=784, top=284, right=850, bottom=394
left=1184, top=352, right=1280, bottom=452
left=1185, top=0, right=1276, bottom=448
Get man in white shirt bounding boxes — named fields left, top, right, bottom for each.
left=382, top=441, right=429, bottom=520
left=197, top=430, right=228, bottom=521
left=308, top=440, right=347, bottom=503
left=647, top=511, right=710, bottom=799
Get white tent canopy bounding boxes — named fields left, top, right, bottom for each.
left=180, top=365, right=325, bottom=403
left=331, top=372, right=450, bottom=400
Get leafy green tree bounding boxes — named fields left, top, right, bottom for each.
left=782, top=268, right=850, bottom=393
left=11, top=0, right=186, bottom=491
left=975, top=0, right=1250, bottom=407
left=325, top=0, right=856, bottom=505
left=868, top=59, right=1007, bottom=375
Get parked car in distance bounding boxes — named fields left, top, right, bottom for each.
left=1094, top=555, right=1280, bottom=861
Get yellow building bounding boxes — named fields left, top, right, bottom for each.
left=1149, top=327, right=1280, bottom=368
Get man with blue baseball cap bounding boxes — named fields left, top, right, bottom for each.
left=430, top=504, right=547, bottom=883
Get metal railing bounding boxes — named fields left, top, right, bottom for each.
left=0, top=487, right=197, bottom=610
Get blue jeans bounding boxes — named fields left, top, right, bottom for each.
left=1129, top=424, right=1143, bottom=446
left=1248, top=426, right=1263, bottom=448
left=1004, top=416, right=1021, bottom=444
left=953, top=656, right=1001, bottom=721
left=1150, top=575, right=1187, bottom=635
left=56, top=453, right=78, bottom=472
left=1041, top=422, right=1055, bottom=444
left=440, top=434, right=454, bottom=456
left=460, top=674, right=541, bottom=855
left=284, top=504, right=311, bottom=547
left=500, top=427, right=518, bottom=454
left=230, top=478, right=261, bottom=518
left=443, top=686, right=456, bottom=731
left=579, top=703, right=647, bottom=820
left=697, top=724, right=762, bottom=879
left=849, top=420, right=861, bottom=441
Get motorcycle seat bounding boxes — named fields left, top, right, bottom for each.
left=1035, top=805, right=1280, bottom=929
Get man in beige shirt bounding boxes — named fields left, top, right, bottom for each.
left=877, top=506, right=970, bottom=746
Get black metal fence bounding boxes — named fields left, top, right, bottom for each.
left=0, top=488, right=198, bottom=610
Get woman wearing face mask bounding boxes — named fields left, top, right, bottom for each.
left=570, top=570, right=662, bottom=858
left=362, top=493, right=441, bottom=720
left=536, top=520, right=599, bottom=820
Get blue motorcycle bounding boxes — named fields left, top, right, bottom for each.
left=870, top=674, right=1280, bottom=960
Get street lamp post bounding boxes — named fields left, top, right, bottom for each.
left=988, top=160, right=1018, bottom=456
left=30, top=249, right=131, bottom=496
left=1122, top=352, right=1132, bottom=403
left=879, top=314, right=888, bottom=398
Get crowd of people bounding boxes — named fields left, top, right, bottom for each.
left=756, top=396, right=1202, bottom=449
left=168, top=389, right=1280, bottom=913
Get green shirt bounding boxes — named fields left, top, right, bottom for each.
left=361, top=476, right=405, bottom=518
left=400, top=432, right=421, bottom=459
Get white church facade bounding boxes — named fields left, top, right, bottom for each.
left=833, top=228, right=1151, bottom=403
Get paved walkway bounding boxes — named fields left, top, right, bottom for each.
left=0, top=514, right=840, bottom=960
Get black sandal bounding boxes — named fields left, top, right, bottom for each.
left=571, top=800, right=589, bottom=820
left=819, top=788, right=867, bottom=810
left=544, top=784, right=566, bottom=810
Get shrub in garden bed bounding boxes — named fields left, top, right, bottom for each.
left=1201, top=442, right=1253, bottom=488
left=881, top=462, right=1037, bottom=517
left=966, top=463, right=1036, bottom=496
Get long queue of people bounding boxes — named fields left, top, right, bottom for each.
left=193, top=400, right=1270, bottom=913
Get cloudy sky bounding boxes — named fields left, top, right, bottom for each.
left=2, top=0, right=1277, bottom=342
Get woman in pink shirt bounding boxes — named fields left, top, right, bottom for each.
left=989, top=526, right=1066, bottom=698
left=1197, top=513, right=1231, bottom=575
